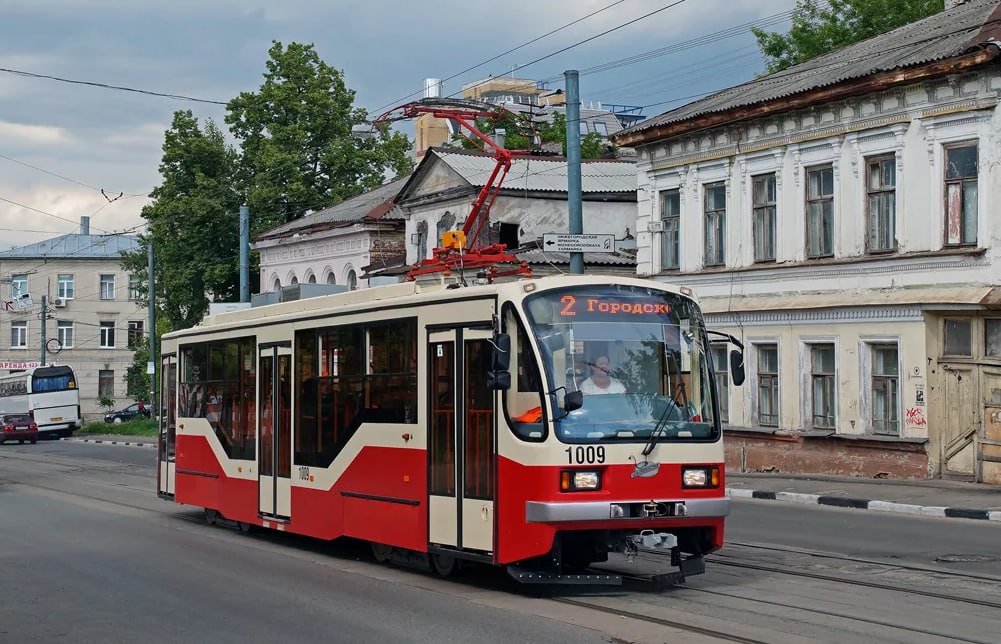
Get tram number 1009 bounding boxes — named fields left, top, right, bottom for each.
left=565, top=445, right=606, bottom=465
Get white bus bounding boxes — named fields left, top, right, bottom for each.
left=0, top=365, right=83, bottom=438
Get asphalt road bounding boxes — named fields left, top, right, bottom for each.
left=3, top=439, right=1001, bottom=643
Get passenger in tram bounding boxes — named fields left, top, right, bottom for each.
left=578, top=355, right=626, bottom=395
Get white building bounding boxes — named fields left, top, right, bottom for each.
left=0, top=217, right=144, bottom=421
left=612, top=0, right=1001, bottom=482
left=397, top=148, right=638, bottom=270
left=253, top=177, right=410, bottom=292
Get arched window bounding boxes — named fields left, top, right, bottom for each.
left=272, top=277, right=281, bottom=292
left=347, top=270, right=358, bottom=291
left=326, top=272, right=336, bottom=285
left=436, top=211, right=455, bottom=245
left=290, top=275, right=299, bottom=285
left=416, top=220, right=429, bottom=259
left=307, top=273, right=316, bottom=284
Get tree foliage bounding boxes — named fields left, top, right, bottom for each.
left=753, top=0, right=944, bottom=73
left=226, top=41, right=412, bottom=232
left=122, top=111, right=241, bottom=331
left=451, top=109, right=608, bottom=159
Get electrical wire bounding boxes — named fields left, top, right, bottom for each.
left=0, top=67, right=228, bottom=105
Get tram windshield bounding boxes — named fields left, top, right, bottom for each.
left=523, top=285, right=717, bottom=444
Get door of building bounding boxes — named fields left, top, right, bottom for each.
left=979, top=367, right=1001, bottom=484
left=941, top=364, right=979, bottom=479
left=259, top=343, right=292, bottom=519
left=426, top=327, right=496, bottom=556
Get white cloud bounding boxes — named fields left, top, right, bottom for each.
left=0, top=120, right=70, bottom=145
left=103, top=122, right=168, bottom=147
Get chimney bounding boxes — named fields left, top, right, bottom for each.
left=493, top=128, right=506, bottom=149
left=80, top=216, right=90, bottom=235
left=423, top=78, right=442, bottom=99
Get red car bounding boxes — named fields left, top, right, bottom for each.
left=0, top=413, right=39, bottom=445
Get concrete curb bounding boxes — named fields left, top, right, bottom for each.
left=727, top=487, right=1001, bottom=522
left=64, top=437, right=156, bottom=449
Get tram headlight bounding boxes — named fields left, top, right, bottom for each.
left=682, top=466, right=720, bottom=489
left=560, top=470, right=602, bottom=491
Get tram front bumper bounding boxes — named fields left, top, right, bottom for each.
left=525, top=497, right=730, bottom=523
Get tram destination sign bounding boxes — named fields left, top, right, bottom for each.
left=542, top=233, right=615, bottom=254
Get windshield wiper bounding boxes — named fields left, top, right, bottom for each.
left=641, top=400, right=675, bottom=457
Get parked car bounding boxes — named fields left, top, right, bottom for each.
left=0, top=413, right=39, bottom=445
left=104, top=403, right=153, bottom=424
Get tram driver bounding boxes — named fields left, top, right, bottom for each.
left=579, top=355, right=626, bottom=395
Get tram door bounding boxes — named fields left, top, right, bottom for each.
left=157, top=355, right=177, bottom=498
left=258, top=343, right=292, bottom=519
left=427, top=328, right=496, bottom=554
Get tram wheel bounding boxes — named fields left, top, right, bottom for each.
left=430, top=552, right=459, bottom=577
left=203, top=508, right=218, bottom=525
left=237, top=521, right=254, bottom=533
left=371, top=542, right=393, bottom=564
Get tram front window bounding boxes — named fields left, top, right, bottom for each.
left=524, top=285, right=717, bottom=444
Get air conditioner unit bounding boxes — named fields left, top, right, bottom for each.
left=52, top=297, right=67, bottom=308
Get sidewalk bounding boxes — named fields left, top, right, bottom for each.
left=728, top=473, right=1001, bottom=522
left=66, top=434, right=157, bottom=449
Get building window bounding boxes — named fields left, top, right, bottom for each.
left=944, top=142, right=978, bottom=246
left=98, top=370, right=115, bottom=398
left=593, top=121, right=609, bottom=137
left=347, top=270, right=358, bottom=291
left=704, top=182, right=726, bottom=267
left=806, top=166, right=834, bottom=258
left=757, top=344, right=779, bottom=427
left=325, top=272, right=336, bottom=285
left=866, top=156, right=896, bottom=253
left=11, top=321, right=27, bottom=349
left=660, top=189, right=680, bottom=270
left=57, top=274, right=75, bottom=299
left=307, top=274, right=316, bottom=284
left=943, top=318, right=973, bottom=357
left=100, top=274, right=116, bottom=300
left=57, top=321, right=74, bottom=349
left=100, top=321, right=116, bottom=349
left=436, top=211, right=455, bottom=246
left=128, top=321, right=144, bottom=349
left=871, top=344, right=899, bottom=435
left=711, top=344, right=729, bottom=423
left=128, top=275, right=141, bottom=301
left=810, top=344, right=836, bottom=429
left=415, top=221, right=429, bottom=259
left=11, top=274, right=27, bottom=299
left=752, top=174, right=776, bottom=262
left=579, top=121, right=589, bottom=135
left=986, top=320, right=1001, bottom=359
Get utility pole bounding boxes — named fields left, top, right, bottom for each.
left=147, top=243, right=157, bottom=407
left=240, top=205, right=250, bottom=303
left=564, top=69, right=584, bottom=275
left=40, top=295, right=47, bottom=366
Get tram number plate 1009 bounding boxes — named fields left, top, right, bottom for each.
left=565, top=445, right=606, bottom=464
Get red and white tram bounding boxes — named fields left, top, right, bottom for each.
left=157, top=275, right=744, bottom=584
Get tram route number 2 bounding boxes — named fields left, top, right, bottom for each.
left=565, top=445, right=606, bottom=464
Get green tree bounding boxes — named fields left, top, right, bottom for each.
left=753, top=0, right=944, bottom=73
left=121, top=110, right=241, bottom=331
left=226, top=41, right=412, bottom=232
left=450, top=110, right=608, bottom=158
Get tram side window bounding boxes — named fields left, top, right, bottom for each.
left=503, top=308, right=546, bottom=441
left=180, top=338, right=255, bottom=460
left=367, top=321, right=418, bottom=423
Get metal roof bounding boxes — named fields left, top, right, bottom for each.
left=256, top=176, right=410, bottom=240
left=618, top=0, right=1001, bottom=140
left=0, top=233, right=139, bottom=259
left=434, top=149, right=636, bottom=194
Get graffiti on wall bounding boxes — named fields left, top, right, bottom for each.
left=905, top=406, right=927, bottom=428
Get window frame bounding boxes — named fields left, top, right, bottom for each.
left=865, top=155, right=896, bottom=254
left=752, top=173, right=777, bottom=263
left=943, top=141, right=979, bottom=247
left=808, top=343, right=837, bottom=429
left=99, top=274, right=116, bottom=300
left=660, top=188, right=681, bottom=271
left=755, top=343, right=779, bottom=427
left=98, top=369, right=115, bottom=398
left=128, top=321, right=144, bottom=350
left=57, top=274, right=75, bottom=300
left=11, top=321, right=28, bottom=349
left=703, top=182, right=726, bottom=267
left=869, top=343, right=900, bottom=435
left=99, top=321, right=116, bottom=349
left=57, top=321, right=75, bottom=349
left=711, top=343, right=729, bottom=424
left=805, top=165, right=835, bottom=259
left=128, top=275, right=141, bottom=301
left=942, top=317, right=974, bottom=358
left=11, top=274, right=27, bottom=299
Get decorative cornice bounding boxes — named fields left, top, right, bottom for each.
left=706, top=305, right=924, bottom=327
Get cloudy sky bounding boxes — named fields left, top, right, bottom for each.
left=0, top=0, right=796, bottom=250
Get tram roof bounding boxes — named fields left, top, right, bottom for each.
left=165, top=276, right=696, bottom=340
